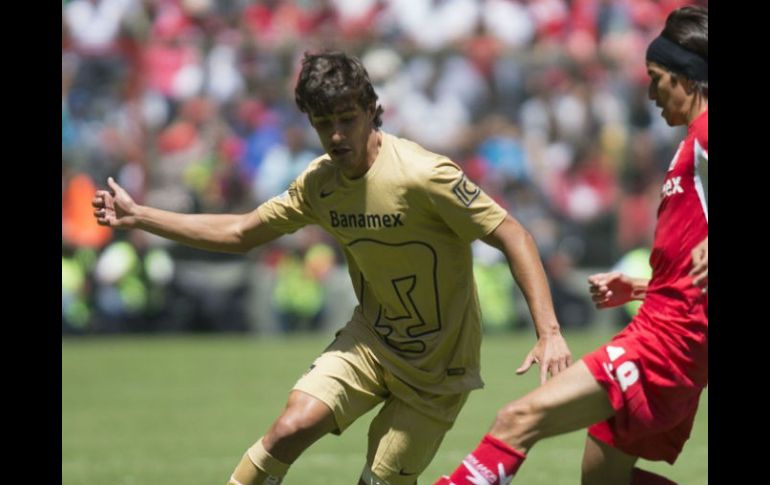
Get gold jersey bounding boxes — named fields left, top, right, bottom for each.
left=257, top=132, right=507, bottom=395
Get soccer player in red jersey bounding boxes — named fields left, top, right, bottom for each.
left=435, top=6, right=707, bottom=485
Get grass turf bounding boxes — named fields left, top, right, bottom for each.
left=62, top=330, right=707, bottom=484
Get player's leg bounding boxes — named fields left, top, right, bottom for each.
left=436, top=360, right=614, bottom=484
left=581, top=434, right=638, bottom=485
left=581, top=433, right=681, bottom=485
left=228, top=390, right=338, bottom=485
left=490, top=360, right=613, bottom=449
left=230, top=328, right=390, bottom=485
left=360, top=393, right=469, bottom=485
left=582, top=405, right=700, bottom=485
left=629, top=468, right=680, bottom=485
left=262, top=390, right=339, bottom=460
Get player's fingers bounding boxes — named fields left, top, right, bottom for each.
left=558, top=357, right=568, bottom=374
left=692, top=274, right=703, bottom=286
left=689, top=263, right=705, bottom=276
left=546, top=362, right=559, bottom=380
left=587, top=278, right=605, bottom=288
left=515, top=356, right=535, bottom=375
left=587, top=273, right=608, bottom=285
left=692, top=267, right=707, bottom=285
left=693, top=274, right=706, bottom=287
left=554, top=358, right=567, bottom=376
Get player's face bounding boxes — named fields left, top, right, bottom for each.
left=309, top=99, right=375, bottom=177
left=646, top=62, right=690, bottom=127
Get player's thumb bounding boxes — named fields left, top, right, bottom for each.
left=107, top=176, right=122, bottom=193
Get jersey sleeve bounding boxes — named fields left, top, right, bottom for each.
left=425, top=158, right=508, bottom=242
left=256, top=174, right=318, bottom=234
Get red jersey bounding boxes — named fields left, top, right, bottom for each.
left=637, top=109, right=709, bottom=382
left=583, top=110, right=709, bottom=463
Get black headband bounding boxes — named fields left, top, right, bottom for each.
left=646, top=35, right=708, bottom=82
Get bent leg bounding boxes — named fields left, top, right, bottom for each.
left=436, top=360, right=615, bottom=484
left=581, top=434, right=637, bottom=485
left=228, top=390, right=338, bottom=485
left=362, top=393, right=468, bottom=485
left=262, top=389, right=338, bottom=462
left=582, top=434, right=678, bottom=484
left=490, top=359, right=614, bottom=453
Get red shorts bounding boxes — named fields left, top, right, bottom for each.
left=582, top=319, right=706, bottom=464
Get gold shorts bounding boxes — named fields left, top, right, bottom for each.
left=293, top=328, right=469, bottom=485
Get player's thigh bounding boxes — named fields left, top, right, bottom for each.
left=581, top=433, right=638, bottom=485
left=293, top=333, right=388, bottom=434
left=365, top=393, right=468, bottom=485
left=491, top=360, right=614, bottom=446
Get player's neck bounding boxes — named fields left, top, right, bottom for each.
left=686, top=98, right=707, bottom=126
left=344, top=129, right=382, bottom=180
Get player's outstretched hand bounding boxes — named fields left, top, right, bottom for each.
left=92, top=177, right=137, bottom=228
left=516, top=332, right=572, bottom=385
left=587, top=272, right=635, bottom=309
left=689, top=237, right=708, bottom=294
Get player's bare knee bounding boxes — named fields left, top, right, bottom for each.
left=490, top=399, right=543, bottom=450
left=269, top=412, right=318, bottom=444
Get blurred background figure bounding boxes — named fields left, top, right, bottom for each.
left=62, top=0, right=707, bottom=335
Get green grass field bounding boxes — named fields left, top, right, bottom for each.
left=62, top=331, right=707, bottom=484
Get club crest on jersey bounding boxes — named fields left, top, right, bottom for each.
left=452, top=175, right=481, bottom=207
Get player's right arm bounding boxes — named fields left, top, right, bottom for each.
left=587, top=271, right=649, bottom=309
left=92, top=177, right=282, bottom=253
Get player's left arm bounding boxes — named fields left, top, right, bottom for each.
left=482, top=214, right=572, bottom=384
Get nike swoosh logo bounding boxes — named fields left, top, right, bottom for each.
left=320, top=190, right=335, bottom=198
left=398, top=469, right=416, bottom=476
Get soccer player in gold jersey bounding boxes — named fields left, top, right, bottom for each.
left=92, top=51, right=572, bottom=485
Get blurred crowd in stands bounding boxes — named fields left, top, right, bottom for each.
left=62, top=0, right=706, bottom=335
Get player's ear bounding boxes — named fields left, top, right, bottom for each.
left=682, top=78, right=696, bottom=95
left=669, top=73, right=679, bottom=88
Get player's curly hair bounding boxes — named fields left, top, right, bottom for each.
left=295, top=51, right=384, bottom=127
left=663, top=6, right=708, bottom=99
